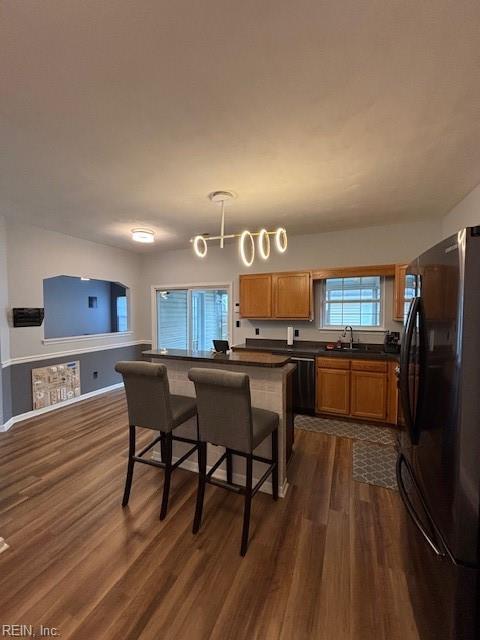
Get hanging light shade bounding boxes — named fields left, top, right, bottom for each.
left=193, top=235, right=208, bottom=258
left=239, top=230, right=255, bottom=267
left=275, top=227, right=288, bottom=253
left=258, top=228, right=270, bottom=260
left=190, top=192, right=287, bottom=265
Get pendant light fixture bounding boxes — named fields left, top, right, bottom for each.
left=191, top=191, right=288, bottom=267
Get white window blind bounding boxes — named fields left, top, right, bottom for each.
left=322, top=276, right=383, bottom=328
left=116, top=296, right=128, bottom=332
left=156, top=287, right=229, bottom=350
left=157, top=290, right=188, bottom=349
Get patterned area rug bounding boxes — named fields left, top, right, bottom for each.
left=295, top=414, right=398, bottom=491
left=352, top=441, right=398, bottom=490
left=295, top=414, right=396, bottom=445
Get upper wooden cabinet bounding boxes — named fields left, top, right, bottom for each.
left=273, top=272, right=312, bottom=319
left=394, top=263, right=417, bottom=322
left=393, top=264, right=408, bottom=321
left=239, top=271, right=312, bottom=319
left=239, top=274, right=272, bottom=318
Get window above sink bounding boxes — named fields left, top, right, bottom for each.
left=319, top=276, right=385, bottom=330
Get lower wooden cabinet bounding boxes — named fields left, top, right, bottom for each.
left=316, top=356, right=396, bottom=424
left=350, top=370, right=387, bottom=421
left=316, top=368, right=350, bottom=415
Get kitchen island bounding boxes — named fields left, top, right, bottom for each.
left=143, top=349, right=296, bottom=497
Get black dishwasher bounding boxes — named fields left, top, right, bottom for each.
left=291, top=357, right=315, bottom=415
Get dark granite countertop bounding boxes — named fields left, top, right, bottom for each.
left=232, top=339, right=400, bottom=361
left=143, top=348, right=292, bottom=368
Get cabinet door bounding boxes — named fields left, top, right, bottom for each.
left=393, top=264, right=408, bottom=321
left=239, top=274, right=272, bottom=318
left=350, top=370, right=387, bottom=421
left=316, top=368, right=350, bottom=415
left=386, top=361, right=400, bottom=425
left=273, top=272, right=311, bottom=319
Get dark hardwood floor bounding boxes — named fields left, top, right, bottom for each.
left=0, top=390, right=419, bottom=639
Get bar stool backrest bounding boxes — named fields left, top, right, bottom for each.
left=115, top=361, right=173, bottom=431
left=188, top=367, right=253, bottom=451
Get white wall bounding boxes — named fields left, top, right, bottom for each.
left=442, top=183, right=480, bottom=238
left=0, top=216, right=9, bottom=421
left=5, top=222, right=146, bottom=360
left=140, top=219, right=439, bottom=345
left=0, top=217, right=10, bottom=363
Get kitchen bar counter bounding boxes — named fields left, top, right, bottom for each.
left=232, top=338, right=400, bottom=361
left=143, top=348, right=291, bottom=367
left=143, top=348, right=296, bottom=498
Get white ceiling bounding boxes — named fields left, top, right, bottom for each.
left=1, top=0, right=480, bottom=252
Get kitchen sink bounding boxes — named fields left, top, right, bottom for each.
left=319, top=344, right=372, bottom=353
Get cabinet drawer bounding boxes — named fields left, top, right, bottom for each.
left=316, top=357, right=350, bottom=370
left=351, top=359, right=387, bottom=373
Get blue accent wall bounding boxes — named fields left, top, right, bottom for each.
left=43, top=276, right=126, bottom=339
left=1, top=343, right=149, bottom=423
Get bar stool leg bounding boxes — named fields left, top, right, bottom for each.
left=226, top=449, right=233, bottom=484
left=122, top=425, right=136, bottom=507
left=271, top=428, right=279, bottom=501
left=240, top=455, right=253, bottom=556
left=160, top=432, right=173, bottom=520
left=159, top=431, right=166, bottom=462
left=193, top=442, right=207, bottom=534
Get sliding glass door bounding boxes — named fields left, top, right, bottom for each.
left=156, top=286, right=230, bottom=351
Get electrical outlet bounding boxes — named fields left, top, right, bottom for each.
left=255, top=328, right=260, bottom=335
left=236, top=320, right=240, bottom=328
left=294, top=329, right=299, bottom=337
left=93, top=371, right=98, bottom=379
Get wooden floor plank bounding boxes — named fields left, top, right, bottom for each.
left=0, top=390, right=419, bottom=639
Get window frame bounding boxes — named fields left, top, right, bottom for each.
left=319, top=276, right=386, bottom=331
left=151, top=282, right=233, bottom=351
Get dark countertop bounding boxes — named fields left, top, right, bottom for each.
left=143, top=348, right=292, bottom=368
left=231, top=338, right=400, bottom=361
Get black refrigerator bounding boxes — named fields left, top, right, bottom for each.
left=397, top=227, right=480, bottom=640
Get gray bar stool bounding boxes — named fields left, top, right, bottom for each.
left=115, top=361, right=198, bottom=520
left=188, top=367, right=279, bottom=556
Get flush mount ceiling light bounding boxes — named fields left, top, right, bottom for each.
left=131, top=228, right=155, bottom=243
left=190, top=191, right=287, bottom=267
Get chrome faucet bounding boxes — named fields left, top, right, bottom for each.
left=342, top=325, right=354, bottom=349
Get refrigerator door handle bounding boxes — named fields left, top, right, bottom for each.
left=399, top=296, right=419, bottom=442
left=396, top=453, right=446, bottom=558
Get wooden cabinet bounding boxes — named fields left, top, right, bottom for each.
left=393, top=264, right=408, bottom=321
left=316, top=367, right=350, bottom=415
left=394, top=263, right=417, bottom=322
left=273, top=272, right=312, bottom=319
left=386, top=361, right=400, bottom=425
left=422, top=264, right=457, bottom=321
left=239, top=271, right=311, bottom=319
left=316, top=357, right=394, bottom=423
left=351, top=370, right=387, bottom=421
left=239, top=274, right=272, bottom=318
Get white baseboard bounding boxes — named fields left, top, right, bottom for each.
left=151, top=451, right=289, bottom=498
left=0, top=383, right=124, bottom=432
